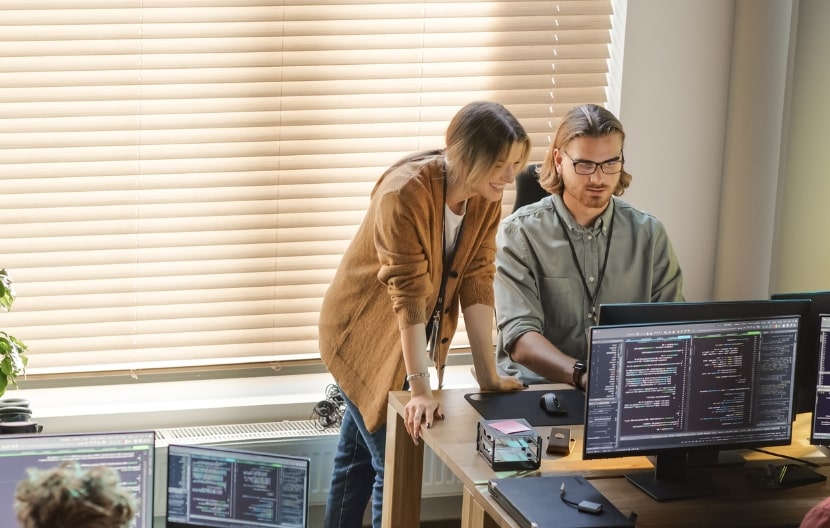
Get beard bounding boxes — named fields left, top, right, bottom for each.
left=568, top=186, right=611, bottom=210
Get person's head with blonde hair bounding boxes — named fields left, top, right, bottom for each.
left=14, top=461, right=136, bottom=528
left=538, top=103, right=631, bottom=197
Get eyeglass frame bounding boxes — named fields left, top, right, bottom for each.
left=561, top=150, right=625, bottom=175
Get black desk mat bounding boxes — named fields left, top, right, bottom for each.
left=464, top=388, right=585, bottom=426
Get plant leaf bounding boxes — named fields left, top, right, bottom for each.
left=0, top=269, right=16, bottom=312
left=0, top=271, right=26, bottom=398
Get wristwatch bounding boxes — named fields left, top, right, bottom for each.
left=572, top=360, right=587, bottom=390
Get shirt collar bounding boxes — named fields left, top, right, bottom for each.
left=552, top=193, right=615, bottom=234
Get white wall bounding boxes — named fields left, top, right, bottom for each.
left=617, top=0, right=735, bottom=301
left=615, top=0, right=826, bottom=302
left=716, top=0, right=798, bottom=299
left=774, top=0, right=830, bottom=293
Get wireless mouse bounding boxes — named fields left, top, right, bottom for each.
left=539, top=392, right=568, bottom=416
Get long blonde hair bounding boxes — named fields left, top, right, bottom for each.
left=444, top=101, right=532, bottom=192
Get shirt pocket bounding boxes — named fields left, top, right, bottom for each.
left=540, top=276, right=581, bottom=328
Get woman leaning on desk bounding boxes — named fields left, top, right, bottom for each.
left=319, top=100, right=530, bottom=528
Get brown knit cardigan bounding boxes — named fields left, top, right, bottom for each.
left=318, top=152, right=501, bottom=432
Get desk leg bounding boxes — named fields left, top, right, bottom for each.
left=382, top=403, right=424, bottom=528
left=461, top=485, right=498, bottom=528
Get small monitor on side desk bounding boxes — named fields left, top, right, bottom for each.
left=584, top=316, right=800, bottom=501
left=771, top=291, right=830, bottom=414
left=166, top=443, right=310, bottom=528
left=0, top=430, right=156, bottom=528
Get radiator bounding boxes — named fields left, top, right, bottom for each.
left=152, top=420, right=462, bottom=516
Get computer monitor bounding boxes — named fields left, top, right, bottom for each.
left=598, top=299, right=812, bottom=415
left=598, top=299, right=810, bottom=327
left=771, top=291, right=830, bottom=414
left=584, top=316, right=800, bottom=501
left=0, top=430, right=156, bottom=528
left=166, top=443, right=310, bottom=528
left=811, top=315, right=830, bottom=446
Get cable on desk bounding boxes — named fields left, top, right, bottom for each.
left=751, top=448, right=821, bottom=468
left=560, top=481, right=638, bottom=522
left=559, top=482, right=580, bottom=509
left=559, top=482, right=602, bottom=514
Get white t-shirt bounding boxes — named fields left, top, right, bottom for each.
left=444, top=202, right=466, bottom=257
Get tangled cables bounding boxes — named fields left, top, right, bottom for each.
left=311, top=384, right=346, bottom=429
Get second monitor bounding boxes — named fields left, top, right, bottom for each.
left=598, top=298, right=812, bottom=415
left=584, top=316, right=800, bottom=501
left=166, top=443, right=310, bottom=528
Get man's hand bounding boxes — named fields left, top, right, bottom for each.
left=470, top=365, right=525, bottom=392
left=493, top=373, right=525, bottom=391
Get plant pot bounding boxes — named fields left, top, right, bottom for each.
left=0, top=421, right=41, bottom=434
left=0, top=397, right=29, bottom=408
left=0, top=406, right=32, bottom=423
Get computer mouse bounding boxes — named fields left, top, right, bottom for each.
left=539, top=392, right=568, bottom=416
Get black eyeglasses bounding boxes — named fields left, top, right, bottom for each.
left=562, top=150, right=624, bottom=176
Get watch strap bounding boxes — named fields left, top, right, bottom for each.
left=572, top=361, right=586, bottom=389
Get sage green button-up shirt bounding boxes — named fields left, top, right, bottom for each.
left=495, top=193, right=685, bottom=385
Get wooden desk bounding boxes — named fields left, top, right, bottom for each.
left=381, top=384, right=830, bottom=528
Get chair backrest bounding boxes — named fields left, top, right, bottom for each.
left=513, top=163, right=549, bottom=213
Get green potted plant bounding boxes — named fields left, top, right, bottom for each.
left=0, top=269, right=28, bottom=398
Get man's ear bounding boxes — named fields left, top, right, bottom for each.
left=552, top=148, right=564, bottom=174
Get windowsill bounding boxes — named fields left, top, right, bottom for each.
left=7, top=364, right=481, bottom=434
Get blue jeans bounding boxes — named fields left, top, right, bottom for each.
left=323, top=392, right=387, bottom=528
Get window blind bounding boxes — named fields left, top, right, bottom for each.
left=0, top=0, right=612, bottom=377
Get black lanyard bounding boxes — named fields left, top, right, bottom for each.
left=427, top=172, right=464, bottom=364
left=553, top=201, right=614, bottom=324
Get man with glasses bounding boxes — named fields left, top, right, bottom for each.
left=494, top=104, right=685, bottom=389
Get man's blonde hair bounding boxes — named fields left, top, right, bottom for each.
left=538, top=104, right=631, bottom=196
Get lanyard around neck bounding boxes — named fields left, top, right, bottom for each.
left=553, top=201, right=614, bottom=323
left=429, top=169, right=464, bottom=365
left=440, top=162, right=465, bottom=267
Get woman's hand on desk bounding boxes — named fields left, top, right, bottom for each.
left=404, top=394, right=444, bottom=445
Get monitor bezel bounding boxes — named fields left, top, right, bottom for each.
left=598, top=299, right=810, bottom=327
left=165, top=442, right=311, bottom=528
left=598, top=299, right=813, bottom=416
left=0, top=429, right=156, bottom=528
left=583, top=315, right=800, bottom=462
left=771, top=291, right=830, bottom=416
left=810, top=313, right=830, bottom=446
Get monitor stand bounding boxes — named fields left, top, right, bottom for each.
left=745, top=462, right=827, bottom=489
left=686, top=448, right=745, bottom=467
left=625, top=452, right=712, bottom=501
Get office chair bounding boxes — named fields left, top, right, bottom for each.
left=513, top=163, right=550, bottom=213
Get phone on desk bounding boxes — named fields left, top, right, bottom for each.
left=547, top=427, right=573, bottom=456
